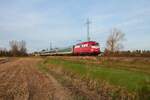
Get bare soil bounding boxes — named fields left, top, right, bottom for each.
left=0, top=57, right=71, bottom=100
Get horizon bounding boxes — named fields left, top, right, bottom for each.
left=0, top=0, right=150, bottom=52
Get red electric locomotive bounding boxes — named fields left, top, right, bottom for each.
left=73, top=41, right=100, bottom=55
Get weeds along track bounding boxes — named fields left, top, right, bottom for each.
left=0, top=58, right=72, bottom=100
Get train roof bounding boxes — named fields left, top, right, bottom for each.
left=76, top=41, right=98, bottom=45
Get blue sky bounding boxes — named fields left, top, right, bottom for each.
left=0, top=0, right=150, bottom=52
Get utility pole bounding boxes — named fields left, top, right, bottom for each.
left=50, top=42, right=52, bottom=51
left=86, top=18, right=91, bottom=41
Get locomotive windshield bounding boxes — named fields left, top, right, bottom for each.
left=95, top=43, right=99, bottom=46
left=91, top=43, right=99, bottom=46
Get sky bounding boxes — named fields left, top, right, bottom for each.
left=0, top=0, right=150, bottom=52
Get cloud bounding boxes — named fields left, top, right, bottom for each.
left=0, top=0, right=150, bottom=52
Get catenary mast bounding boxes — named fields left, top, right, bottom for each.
left=86, top=18, right=91, bottom=41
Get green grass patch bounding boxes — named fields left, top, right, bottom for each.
left=37, top=60, right=50, bottom=74
left=44, top=57, right=150, bottom=92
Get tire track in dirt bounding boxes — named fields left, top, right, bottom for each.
left=0, top=58, right=72, bottom=100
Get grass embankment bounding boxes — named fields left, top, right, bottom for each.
left=39, top=57, right=150, bottom=99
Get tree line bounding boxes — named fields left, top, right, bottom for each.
left=103, top=49, right=150, bottom=57
left=0, top=40, right=27, bottom=57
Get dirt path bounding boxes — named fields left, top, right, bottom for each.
left=0, top=58, right=72, bottom=100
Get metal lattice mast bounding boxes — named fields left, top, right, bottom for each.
left=86, top=19, right=91, bottom=41
left=50, top=42, right=52, bottom=50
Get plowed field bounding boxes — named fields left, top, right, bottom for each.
left=0, top=58, right=71, bottom=100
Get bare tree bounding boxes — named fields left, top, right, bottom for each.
left=9, top=40, right=27, bottom=56
left=9, top=40, right=19, bottom=56
left=106, top=28, right=125, bottom=52
left=19, top=40, right=27, bottom=56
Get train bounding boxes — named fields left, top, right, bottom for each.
left=39, top=41, right=100, bottom=56
left=73, top=41, right=100, bottom=55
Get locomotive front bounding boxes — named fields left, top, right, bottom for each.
left=73, top=41, right=100, bottom=55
